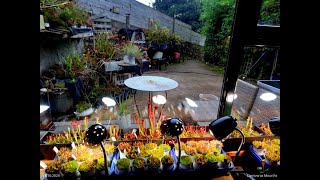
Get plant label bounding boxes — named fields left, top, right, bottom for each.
left=112, top=158, right=117, bottom=164
left=137, top=147, right=140, bottom=154
left=72, top=154, right=77, bottom=160
left=53, top=146, right=59, bottom=153
left=120, top=149, right=126, bottom=159
left=132, top=129, right=138, bottom=139
left=111, top=137, right=116, bottom=141
left=71, top=142, right=76, bottom=149
left=40, top=161, right=47, bottom=169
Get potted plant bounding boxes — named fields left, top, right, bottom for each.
left=116, top=97, right=131, bottom=132
left=151, top=148, right=164, bottom=159
left=104, top=143, right=115, bottom=161
left=144, top=143, right=157, bottom=150
left=146, top=156, right=161, bottom=173
left=61, top=160, right=80, bottom=179
left=193, top=154, right=208, bottom=170
left=78, top=160, right=96, bottom=179
left=205, top=152, right=222, bottom=168
left=139, top=149, right=152, bottom=160
left=126, top=146, right=139, bottom=160
left=45, top=160, right=63, bottom=179
left=57, top=147, right=72, bottom=162
left=218, top=154, right=232, bottom=168
left=132, top=157, right=145, bottom=173
left=180, top=155, right=193, bottom=170
left=184, top=146, right=197, bottom=156
left=94, top=157, right=111, bottom=177
left=120, top=42, right=143, bottom=64
left=158, top=144, right=171, bottom=155
left=71, top=144, right=91, bottom=162
left=74, top=101, right=93, bottom=118
left=161, top=155, right=174, bottom=171
left=116, top=158, right=131, bottom=175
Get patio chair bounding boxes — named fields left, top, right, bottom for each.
left=152, top=51, right=168, bottom=71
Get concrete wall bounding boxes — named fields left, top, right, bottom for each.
left=76, top=0, right=205, bottom=46
left=40, top=37, right=84, bottom=76
left=231, top=79, right=280, bottom=125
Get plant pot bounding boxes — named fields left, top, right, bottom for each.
left=96, top=169, right=105, bottom=177
left=193, top=161, right=203, bottom=170
left=117, top=114, right=131, bottom=130
left=63, top=171, right=80, bottom=179
left=217, top=162, right=230, bottom=169
left=174, top=52, right=181, bottom=61
left=146, top=167, right=161, bottom=175
left=117, top=168, right=130, bottom=175
left=79, top=169, right=96, bottom=179
left=207, top=162, right=218, bottom=169
left=74, top=107, right=94, bottom=118
left=180, top=163, right=192, bottom=170
left=132, top=166, right=145, bottom=174
left=162, top=164, right=174, bottom=171
left=107, top=153, right=114, bottom=161
left=123, top=55, right=136, bottom=65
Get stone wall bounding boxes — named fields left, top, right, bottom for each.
left=77, top=0, right=205, bottom=46
left=40, top=37, right=84, bottom=76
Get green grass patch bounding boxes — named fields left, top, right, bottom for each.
left=210, top=66, right=225, bottom=75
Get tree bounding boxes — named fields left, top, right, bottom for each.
left=200, top=0, right=235, bottom=65
left=153, top=0, right=203, bottom=32
left=260, top=0, right=280, bottom=25
left=200, top=0, right=280, bottom=66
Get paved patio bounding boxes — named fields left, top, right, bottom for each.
left=48, top=60, right=224, bottom=133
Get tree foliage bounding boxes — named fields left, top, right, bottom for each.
left=200, top=0, right=280, bottom=66
left=153, top=0, right=203, bottom=31
left=200, top=0, right=235, bottom=65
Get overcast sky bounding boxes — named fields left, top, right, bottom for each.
left=136, top=0, right=155, bottom=7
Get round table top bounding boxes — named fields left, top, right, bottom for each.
left=124, top=76, right=178, bottom=92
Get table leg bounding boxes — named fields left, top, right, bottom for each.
left=158, top=91, right=167, bottom=120
left=133, top=90, right=140, bottom=117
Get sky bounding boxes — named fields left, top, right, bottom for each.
left=136, top=0, right=155, bottom=7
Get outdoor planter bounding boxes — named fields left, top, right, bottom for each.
left=116, top=158, right=131, bottom=175
left=161, top=155, right=174, bottom=171
left=179, top=155, right=193, bottom=170
left=132, top=157, right=145, bottom=174
left=74, top=101, right=93, bottom=118
left=146, top=156, right=161, bottom=174
left=45, top=160, right=64, bottom=179
left=78, top=160, right=96, bottom=179
left=193, top=154, right=208, bottom=170
left=61, top=161, right=80, bottom=179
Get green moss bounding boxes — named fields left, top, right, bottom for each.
left=132, top=158, right=145, bottom=169
left=180, top=156, right=192, bottom=166
left=116, top=158, right=130, bottom=170
left=78, top=160, right=95, bottom=172
left=205, top=152, right=225, bottom=163
left=158, top=144, right=171, bottom=152
left=76, top=102, right=91, bottom=112
left=62, top=161, right=78, bottom=173
left=95, top=158, right=111, bottom=170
